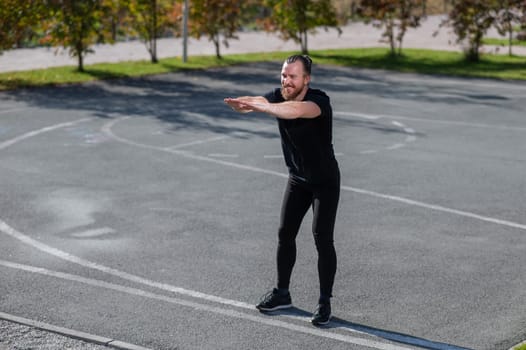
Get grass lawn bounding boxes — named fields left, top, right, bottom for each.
left=483, top=37, right=526, bottom=47
left=0, top=47, right=525, bottom=91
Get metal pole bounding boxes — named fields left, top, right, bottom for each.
left=183, top=0, right=189, bottom=63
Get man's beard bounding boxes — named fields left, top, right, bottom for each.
left=281, top=85, right=303, bottom=101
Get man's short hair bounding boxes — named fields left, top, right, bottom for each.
left=286, top=54, right=312, bottom=75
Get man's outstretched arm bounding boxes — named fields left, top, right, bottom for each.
left=224, top=96, right=320, bottom=120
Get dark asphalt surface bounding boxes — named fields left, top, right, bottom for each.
left=1, top=63, right=526, bottom=350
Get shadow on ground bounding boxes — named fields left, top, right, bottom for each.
left=262, top=307, right=473, bottom=350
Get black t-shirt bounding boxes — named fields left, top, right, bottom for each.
left=264, top=87, right=339, bottom=184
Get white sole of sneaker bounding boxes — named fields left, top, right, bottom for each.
left=311, top=317, right=331, bottom=326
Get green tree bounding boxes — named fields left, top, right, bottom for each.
left=102, top=0, right=133, bottom=42
left=494, top=0, right=524, bottom=56
left=0, top=0, right=46, bottom=53
left=126, top=0, right=181, bottom=63
left=189, top=0, right=250, bottom=59
left=358, top=0, right=424, bottom=57
left=261, top=0, right=341, bottom=54
left=441, top=0, right=499, bottom=62
left=41, top=0, right=113, bottom=72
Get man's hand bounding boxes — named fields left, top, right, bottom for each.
left=224, top=96, right=268, bottom=114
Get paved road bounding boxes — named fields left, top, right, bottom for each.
left=1, top=16, right=524, bottom=73
left=1, top=62, right=526, bottom=349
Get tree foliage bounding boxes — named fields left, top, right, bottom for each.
left=358, top=0, right=424, bottom=56
left=442, top=0, right=500, bottom=62
left=126, top=0, right=181, bottom=63
left=188, top=0, right=251, bottom=59
left=493, top=0, right=525, bottom=56
left=0, top=0, right=46, bottom=53
left=261, top=0, right=341, bottom=54
left=40, top=0, right=113, bottom=72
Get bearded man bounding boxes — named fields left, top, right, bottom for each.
left=224, top=55, right=340, bottom=326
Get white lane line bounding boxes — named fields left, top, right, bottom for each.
left=166, top=124, right=275, bottom=150
left=208, top=153, right=239, bottom=158
left=386, top=143, right=405, bottom=150
left=335, top=112, right=417, bottom=153
left=0, top=107, right=29, bottom=115
left=0, top=118, right=91, bottom=150
left=0, top=218, right=424, bottom=348
left=339, top=112, right=380, bottom=120
left=102, top=118, right=288, bottom=179
left=341, top=185, right=526, bottom=231
left=0, top=259, right=413, bottom=350
left=335, top=111, right=526, bottom=131
left=0, top=218, right=253, bottom=310
left=71, top=227, right=115, bottom=238
left=167, top=135, right=229, bottom=150
left=103, top=117, right=526, bottom=232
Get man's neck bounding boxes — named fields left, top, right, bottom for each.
left=293, top=86, right=309, bottom=101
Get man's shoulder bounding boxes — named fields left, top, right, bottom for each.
left=306, top=88, right=329, bottom=99
left=305, top=88, right=330, bottom=106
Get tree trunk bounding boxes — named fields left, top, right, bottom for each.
left=151, top=0, right=158, bottom=63
left=78, top=52, right=84, bottom=72
left=388, top=22, right=396, bottom=56
left=301, top=30, right=309, bottom=54
left=151, top=38, right=158, bottom=63
left=467, top=33, right=481, bottom=62
left=214, top=34, right=222, bottom=59
left=76, top=41, right=84, bottom=72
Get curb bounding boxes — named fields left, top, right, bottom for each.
left=0, top=312, right=152, bottom=350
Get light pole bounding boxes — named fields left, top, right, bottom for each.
left=182, top=0, right=189, bottom=62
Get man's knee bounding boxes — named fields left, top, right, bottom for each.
left=313, top=231, right=334, bottom=249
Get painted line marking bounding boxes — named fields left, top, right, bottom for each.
left=0, top=310, right=152, bottom=350
left=0, top=116, right=485, bottom=350
left=103, top=117, right=526, bottom=232
left=0, top=218, right=254, bottom=310
left=0, top=107, right=29, bottom=115
left=165, top=123, right=275, bottom=150
left=0, top=259, right=416, bottom=350
left=208, top=153, right=239, bottom=158
left=336, top=112, right=417, bottom=153
left=339, top=112, right=380, bottom=120
left=167, top=135, right=229, bottom=150
left=263, top=154, right=282, bottom=159
left=0, top=118, right=91, bottom=150
left=0, top=218, right=474, bottom=350
left=341, top=185, right=526, bottom=231
left=386, top=143, right=405, bottom=150
left=71, top=227, right=115, bottom=238
left=335, top=111, right=526, bottom=131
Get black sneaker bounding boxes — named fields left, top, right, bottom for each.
left=256, top=289, right=292, bottom=312
left=311, top=302, right=331, bottom=326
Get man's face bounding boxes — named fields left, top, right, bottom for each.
left=281, top=60, right=310, bottom=101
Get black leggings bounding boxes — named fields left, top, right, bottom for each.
left=276, top=174, right=340, bottom=299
